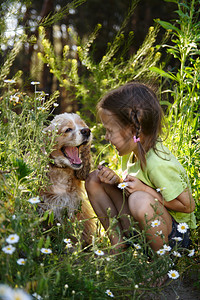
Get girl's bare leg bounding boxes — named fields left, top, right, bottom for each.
left=128, top=191, right=172, bottom=251
left=85, top=170, right=131, bottom=248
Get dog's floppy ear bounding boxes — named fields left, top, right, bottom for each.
left=75, top=143, right=91, bottom=180
left=43, top=123, right=56, bottom=133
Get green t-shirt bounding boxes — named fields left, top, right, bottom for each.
left=121, top=142, right=196, bottom=229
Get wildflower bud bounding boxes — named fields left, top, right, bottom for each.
left=63, top=79, right=70, bottom=87
left=68, top=27, right=72, bottom=33
left=64, top=284, right=69, bottom=289
left=50, top=58, right=54, bottom=65
left=39, top=26, right=45, bottom=35
left=72, top=290, right=75, bottom=294
left=37, top=52, right=44, bottom=59
left=72, top=59, right=77, bottom=65
left=97, top=23, right=102, bottom=29
left=155, top=52, right=161, bottom=59
left=63, top=45, right=70, bottom=54
left=149, top=26, right=154, bottom=32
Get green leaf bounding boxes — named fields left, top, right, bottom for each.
left=149, top=67, right=178, bottom=81
left=156, top=20, right=180, bottom=34
left=160, top=101, right=171, bottom=106
left=164, top=0, right=178, bottom=3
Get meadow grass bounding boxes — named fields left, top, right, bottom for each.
left=0, top=0, right=199, bottom=298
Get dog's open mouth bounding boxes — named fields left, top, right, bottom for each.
left=61, top=142, right=87, bottom=166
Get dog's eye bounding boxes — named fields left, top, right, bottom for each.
left=65, top=128, right=72, bottom=133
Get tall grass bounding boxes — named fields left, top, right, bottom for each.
left=150, top=0, right=200, bottom=224
left=0, top=0, right=199, bottom=298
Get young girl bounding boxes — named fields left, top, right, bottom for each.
left=85, top=82, right=196, bottom=252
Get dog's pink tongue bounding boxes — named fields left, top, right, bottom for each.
left=65, top=147, right=82, bottom=164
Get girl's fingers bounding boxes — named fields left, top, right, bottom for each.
left=124, top=175, right=135, bottom=182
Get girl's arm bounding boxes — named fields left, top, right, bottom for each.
left=162, top=190, right=195, bottom=213
left=124, top=175, right=195, bottom=213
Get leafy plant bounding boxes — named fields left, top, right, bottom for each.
left=150, top=0, right=200, bottom=223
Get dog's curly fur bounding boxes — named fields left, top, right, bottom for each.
left=40, top=113, right=96, bottom=244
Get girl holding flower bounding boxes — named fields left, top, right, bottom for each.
left=85, top=82, right=196, bottom=252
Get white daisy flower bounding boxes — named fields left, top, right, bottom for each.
left=32, top=292, right=43, bottom=299
left=28, top=196, right=41, bottom=204
left=37, top=106, right=46, bottom=111
left=40, top=248, right=52, bottom=254
left=4, top=79, right=16, bottom=84
left=188, top=249, right=195, bottom=257
left=65, top=243, right=73, bottom=249
left=155, top=230, right=163, bottom=236
left=6, top=233, right=19, bottom=244
left=95, top=250, right=105, bottom=256
left=0, top=284, right=13, bottom=298
left=64, top=238, right=71, bottom=244
left=167, top=270, right=180, bottom=280
left=151, top=220, right=161, bottom=227
left=117, top=182, right=128, bottom=189
left=177, top=222, right=189, bottom=234
left=105, top=289, right=114, bottom=297
left=31, top=81, right=40, bottom=85
left=106, top=257, right=111, bottom=261
left=156, top=248, right=166, bottom=255
left=172, top=251, right=182, bottom=257
left=2, top=245, right=16, bottom=254
left=135, top=284, right=139, bottom=289
left=17, top=258, right=27, bottom=265
left=10, top=95, right=20, bottom=103
left=172, top=237, right=183, bottom=242
left=133, top=243, right=141, bottom=250
left=13, top=288, right=32, bottom=300
left=163, top=244, right=171, bottom=252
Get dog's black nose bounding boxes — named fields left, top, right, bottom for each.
left=81, top=128, right=91, bottom=137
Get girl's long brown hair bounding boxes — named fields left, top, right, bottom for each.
left=97, top=82, right=164, bottom=170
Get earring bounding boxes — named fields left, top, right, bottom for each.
left=133, top=135, right=140, bottom=143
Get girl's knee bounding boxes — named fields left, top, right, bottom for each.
left=128, top=191, right=153, bottom=220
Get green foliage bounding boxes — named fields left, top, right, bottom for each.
left=38, top=9, right=162, bottom=125
left=0, top=80, right=197, bottom=299
left=0, top=0, right=199, bottom=298
left=151, top=0, right=200, bottom=222
left=37, top=2, right=163, bottom=166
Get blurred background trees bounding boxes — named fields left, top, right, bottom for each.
left=0, top=0, right=176, bottom=113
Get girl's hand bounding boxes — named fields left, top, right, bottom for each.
left=123, top=175, right=147, bottom=195
left=97, top=165, right=122, bottom=185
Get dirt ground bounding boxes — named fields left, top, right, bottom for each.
left=160, top=277, right=200, bottom=300
left=145, top=269, right=200, bottom=300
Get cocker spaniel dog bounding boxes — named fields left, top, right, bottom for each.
left=40, top=112, right=96, bottom=244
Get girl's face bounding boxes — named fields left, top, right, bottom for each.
left=99, top=109, right=138, bottom=156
